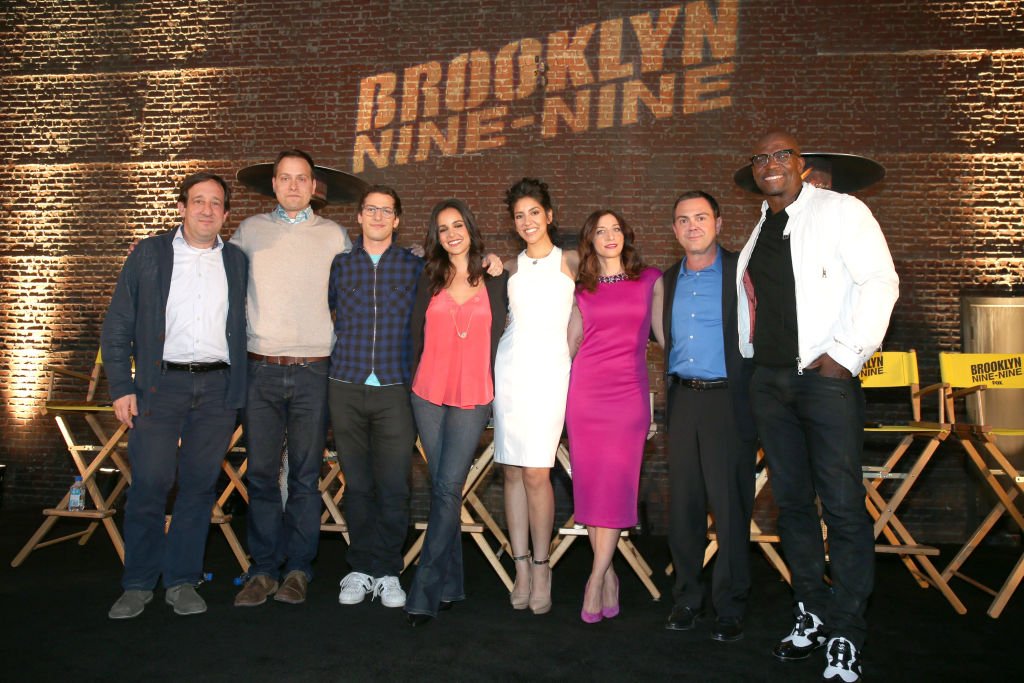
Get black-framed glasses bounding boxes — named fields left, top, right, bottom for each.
left=750, top=149, right=795, bottom=168
left=362, top=205, right=395, bottom=218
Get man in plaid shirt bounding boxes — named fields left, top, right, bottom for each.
left=329, top=184, right=422, bottom=609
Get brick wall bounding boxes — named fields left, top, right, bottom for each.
left=1, top=1, right=1022, bottom=543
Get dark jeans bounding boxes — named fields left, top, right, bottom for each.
left=667, top=384, right=757, bottom=619
left=243, top=359, right=329, bottom=581
left=406, top=395, right=491, bottom=616
left=750, top=364, right=874, bottom=648
left=328, top=380, right=416, bottom=578
left=122, top=368, right=237, bottom=590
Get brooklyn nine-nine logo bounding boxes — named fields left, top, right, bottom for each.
left=352, top=1, right=738, bottom=173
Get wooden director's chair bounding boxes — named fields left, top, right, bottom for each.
left=319, top=449, right=350, bottom=542
left=858, top=350, right=966, bottom=613
left=551, top=406, right=663, bottom=602
left=13, top=350, right=131, bottom=567
left=937, top=352, right=1024, bottom=618
left=402, top=436, right=514, bottom=591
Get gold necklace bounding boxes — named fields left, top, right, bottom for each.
left=450, top=302, right=475, bottom=339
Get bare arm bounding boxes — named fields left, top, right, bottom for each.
left=651, top=275, right=665, bottom=348
left=567, top=303, right=584, bottom=359
left=561, top=248, right=580, bottom=279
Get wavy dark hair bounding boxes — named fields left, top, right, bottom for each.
left=576, top=209, right=645, bottom=292
left=504, top=177, right=559, bottom=246
left=422, top=198, right=486, bottom=296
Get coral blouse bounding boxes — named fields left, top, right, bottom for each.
left=412, top=287, right=493, bottom=409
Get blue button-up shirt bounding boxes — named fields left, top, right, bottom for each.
left=328, top=237, right=424, bottom=385
left=669, top=249, right=727, bottom=380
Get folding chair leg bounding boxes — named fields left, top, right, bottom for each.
left=11, top=516, right=63, bottom=567
left=616, top=537, right=661, bottom=600
left=989, top=551, right=1024, bottom=618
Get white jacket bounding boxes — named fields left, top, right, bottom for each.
left=736, top=183, right=899, bottom=376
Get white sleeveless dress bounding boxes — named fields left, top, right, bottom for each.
left=493, top=247, right=575, bottom=467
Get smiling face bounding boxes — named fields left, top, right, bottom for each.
left=512, top=196, right=553, bottom=248
left=592, top=213, right=624, bottom=260
left=672, top=196, right=720, bottom=260
left=751, top=132, right=804, bottom=211
left=178, top=179, right=228, bottom=249
left=357, top=191, right=400, bottom=253
left=436, top=206, right=470, bottom=258
left=272, top=155, right=315, bottom=215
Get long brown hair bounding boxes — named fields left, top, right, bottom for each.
left=421, top=198, right=486, bottom=296
left=576, top=209, right=645, bottom=292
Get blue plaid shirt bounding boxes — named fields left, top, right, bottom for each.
left=328, top=237, right=424, bottom=385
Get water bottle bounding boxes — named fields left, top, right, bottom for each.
left=68, top=476, right=85, bottom=512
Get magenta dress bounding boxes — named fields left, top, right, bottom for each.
left=566, top=267, right=660, bottom=528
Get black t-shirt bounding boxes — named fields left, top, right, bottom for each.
left=748, top=208, right=799, bottom=367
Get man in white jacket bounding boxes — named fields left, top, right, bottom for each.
left=736, top=131, right=898, bottom=683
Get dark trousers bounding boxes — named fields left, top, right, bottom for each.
left=405, top=395, right=491, bottom=616
left=122, top=368, right=237, bottom=590
left=328, top=380, right=416, bottom=578
left=750, top=365, right=874, bottom=648
left=667, top=383, right=757, bottom=619
left=243, top=360, right=329, bottom=581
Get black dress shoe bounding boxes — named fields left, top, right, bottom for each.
left=665, top=605, right=703, bottom=631
left=406, top=613, right=433, bottom=627
left=439, top=600, right=454, bottom=611
left=711, top=617, right=744, bottom=642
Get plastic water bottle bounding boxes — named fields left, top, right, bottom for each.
left=68, top=476, right=85, bottom=511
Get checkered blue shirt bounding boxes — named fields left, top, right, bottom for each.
left=328, top=237, right=424, bottom=385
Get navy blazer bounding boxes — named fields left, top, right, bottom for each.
left=662, top=245, right=756, bottom=441
left=101, top=227, right=249, bottom=410
left=410, top=271, right=509, bottom=386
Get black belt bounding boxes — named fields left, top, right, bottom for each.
left=670, top=375, right=728, bottom=390
left=163, top=361, right=229, bottom=373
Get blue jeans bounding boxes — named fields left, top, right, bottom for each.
left=122, top=368, right=238, bottom=590
left=750, top=365, right=874, bottom=648
left=405, top=396, right=491, bottom=616
left=243, top=359, right=329, bottom=581
left=328, top=380, right=416, bottom=578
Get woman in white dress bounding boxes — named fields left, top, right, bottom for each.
left=493, top=178, right=578, bottom=615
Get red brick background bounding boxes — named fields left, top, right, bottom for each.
left=1, top=1, right=1022, bottom=542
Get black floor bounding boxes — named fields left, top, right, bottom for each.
left=1, top=508, right=1021, bottom=682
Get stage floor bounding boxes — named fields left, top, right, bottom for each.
left=2, top=508, right=1019, bottom=681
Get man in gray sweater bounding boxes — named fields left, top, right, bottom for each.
left=232, top=149, right=352, bottom=607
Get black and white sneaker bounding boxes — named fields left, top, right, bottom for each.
left=823, top=637, right=862, bottom=682
left=771, top=602, right=828, bottom=661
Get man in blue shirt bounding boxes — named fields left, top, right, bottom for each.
left=661, top=190, right=757, bottom=641
left=329, top=185, right=423, bottom=609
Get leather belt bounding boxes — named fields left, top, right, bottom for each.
left=163, top=361, right=229, bottom=373
left=670, top=375, right=728, bottom=390
left=248, top=352, right=329, bottom=366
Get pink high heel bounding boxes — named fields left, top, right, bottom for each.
left=581, top=580, right=603, bottom=624
left=601, top=575, right=620, bottom=619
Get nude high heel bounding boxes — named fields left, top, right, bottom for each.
left=529, top=557, right=552, bottom=615
left=509, top=553, right=531, bottom=609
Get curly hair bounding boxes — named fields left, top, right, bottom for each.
left=576, top=209, right=645, bottom=292
left=504, top=177, right=559, bottom=246
left=421, top=198, right=486, bottom=296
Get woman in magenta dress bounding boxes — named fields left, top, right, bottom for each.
left=566, top=209, right=663, bottom=623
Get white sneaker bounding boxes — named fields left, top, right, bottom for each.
left=373, top=575, right=406, bottom=608
left=338, top=571, right=374, bottom=605
left=823, top=637, right=862, bottom=682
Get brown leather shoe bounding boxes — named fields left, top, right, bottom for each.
left=234, top=574, right=278, bottom=607
left=274, top=570, right=308, bottom=604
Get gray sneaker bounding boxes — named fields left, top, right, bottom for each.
left=108, top=590, right=153, bottom=619
left=165, top=584, right=207, bottom=616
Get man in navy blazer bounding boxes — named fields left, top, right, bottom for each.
left=101, top=172, right=247, bottom=619
left=661, top=190, right=757, bottom=641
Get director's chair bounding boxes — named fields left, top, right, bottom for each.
left=402, top=435, right=514, bottom=591
left=857, top=350, right=966, bottom=613
left=937, top=352, right=1024, bottom=617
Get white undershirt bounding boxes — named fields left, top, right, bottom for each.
left=163, top=226, right=230, bottom=363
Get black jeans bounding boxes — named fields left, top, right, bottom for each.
left=328, top=380, right=416, bottom=578
left=750, top=364, right=874, bottom=648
